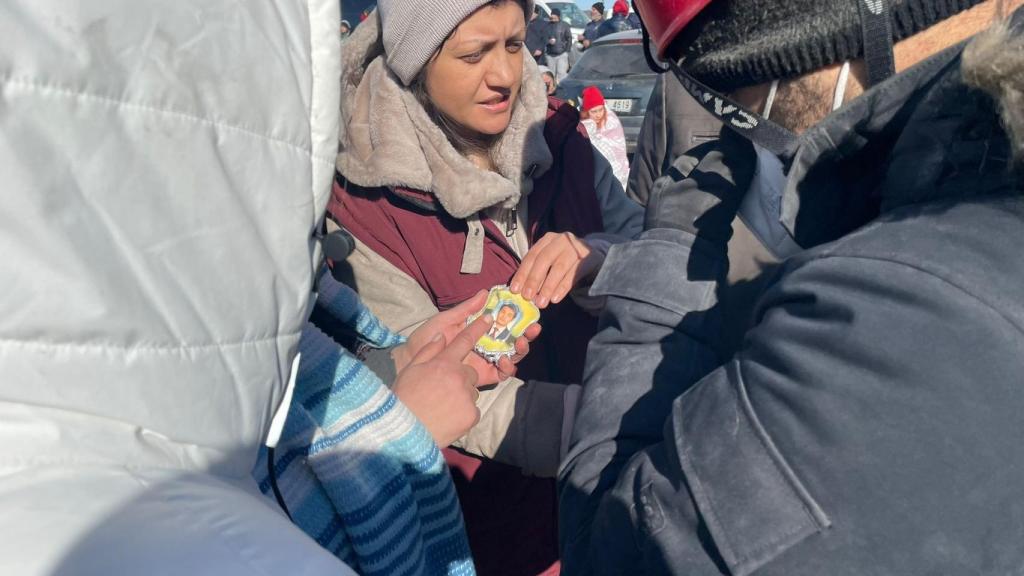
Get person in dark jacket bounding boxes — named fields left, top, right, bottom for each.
left=626, top=72, right=722, bottom=205
left=560, top=0, right=1024, bottom=575
left=526, top=5, right=547, bottom=62
left=581, top=2, right=605, bottom=49
left=545, top=8, right=573, bottom=81
left=597, top=0, right=633, bottom=36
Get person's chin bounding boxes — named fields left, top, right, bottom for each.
left=471, top=113, right=513, bottom=136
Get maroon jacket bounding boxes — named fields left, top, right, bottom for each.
left=331, top=99, right=603, bottom=385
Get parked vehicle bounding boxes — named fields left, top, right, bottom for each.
left=554, top=30, right=657, bottom=153
left=340, top=0, right=375, bottom=25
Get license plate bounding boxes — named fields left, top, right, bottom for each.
left=605, top=98, right=633, bottom=113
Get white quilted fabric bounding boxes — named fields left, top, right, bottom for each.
left=0, top=0, right=351, bottom=573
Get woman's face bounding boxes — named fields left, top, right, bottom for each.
left=588, top=105, right=606, bottom=125
left=542, top=73, right=556, bottom=95
left=424, top=2, right=526, bottom=137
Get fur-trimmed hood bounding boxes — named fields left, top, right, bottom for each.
left=962, top=11, right=1024, bottom=164
left=777, top=6, right=1024, bottom=249
left=336, top=12, right=554, bottom=219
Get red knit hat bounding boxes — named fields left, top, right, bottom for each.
left=613, top=0, right=629, bottom=15
left=581, top=86, right=605, bottom=112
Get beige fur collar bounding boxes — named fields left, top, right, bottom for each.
left=962, top=15, right=1024, bottom=164
left=336, top=13, right=554, bottom=218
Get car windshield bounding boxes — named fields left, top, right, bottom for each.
left=569, top=42, right=652, bottom=80
left=547, top=2, right=589, bottom=28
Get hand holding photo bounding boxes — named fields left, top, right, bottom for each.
left=468, top=286, right=541, bottom=363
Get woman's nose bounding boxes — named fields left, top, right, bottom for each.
left=486, top=52, right=516, bottom=88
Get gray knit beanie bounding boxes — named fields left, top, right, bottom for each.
left=379, top=0, right=535, bottom=86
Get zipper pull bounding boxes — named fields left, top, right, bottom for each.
left=505, top=207, right=518, bottom=238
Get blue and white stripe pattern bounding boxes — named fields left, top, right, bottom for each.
left=254, top=276, right=475, bottom=576
left=316, top=266, right=402, bottom=350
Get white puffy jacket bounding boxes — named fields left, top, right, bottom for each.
left=0, top=1, right=353, bottom=574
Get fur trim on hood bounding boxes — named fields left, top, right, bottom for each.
left=962, top=14, right=1024, bottom=164
left=336, top=12, right=554, bottom=218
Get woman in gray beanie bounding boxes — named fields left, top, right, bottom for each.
left=329, top=0, right=643, bottom=574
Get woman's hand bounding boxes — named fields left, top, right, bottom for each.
left=393, top=316, right=491, bottom=447
left=510, top=232, right=603, bottom=309
left=395, top=290, right=541, bottom=387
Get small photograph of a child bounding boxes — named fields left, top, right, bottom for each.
left=469, top=286, right=541, bottom=360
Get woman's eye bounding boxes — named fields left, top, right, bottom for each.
left=461, top=51, right=483, bottom=63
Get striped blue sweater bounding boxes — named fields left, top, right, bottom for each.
left=254, top=273, right=475, bottom=576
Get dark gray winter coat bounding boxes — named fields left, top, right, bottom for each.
left=561, top=10, right=1024, bottom=576
left=598, top=13, right=632, bottom=36
left=627, top=73, right=722, bottom=206
left=526, top=16, right=548, bottom=61
left=545, top=19, right=573, bottom=55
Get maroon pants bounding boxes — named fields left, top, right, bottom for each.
left=444, top=449, right=561, bottom=576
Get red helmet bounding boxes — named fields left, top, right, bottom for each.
left=634, top=0, right=714, bottom=59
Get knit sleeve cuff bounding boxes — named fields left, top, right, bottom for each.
left=359, top=346, right=399, bottom=388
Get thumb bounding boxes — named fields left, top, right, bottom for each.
left=410, top=333, right=446, bottom=365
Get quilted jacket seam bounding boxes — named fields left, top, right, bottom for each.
left=0, top=75, right=335, bottom=166
left=0, top=331, right=301, bottom=354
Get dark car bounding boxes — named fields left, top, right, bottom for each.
left=555, top=30, right=657, bottom=153
left=341, top=0, right=376, bottom=24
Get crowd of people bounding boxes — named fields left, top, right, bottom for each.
left=528, top=5, right=574, bottom=81
left=526, top=1, right=639, bottom=208
left=2, top=0, right=1023, bottom=576
left=527, top=1, right=640, bottom=82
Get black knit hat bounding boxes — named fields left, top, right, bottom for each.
left=669, top=0, right=985, bottom=91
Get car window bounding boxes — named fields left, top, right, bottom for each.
left=547, top=2, right=589, bottom=28
left=570, top=43, right=652, bottom=80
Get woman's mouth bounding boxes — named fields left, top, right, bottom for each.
left=480, top=95, right=511, bottom=113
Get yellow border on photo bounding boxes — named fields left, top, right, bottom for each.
left=469, top=287, right=541, bottom=356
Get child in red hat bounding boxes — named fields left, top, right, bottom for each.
left=580, top=86, right=629, bottom=190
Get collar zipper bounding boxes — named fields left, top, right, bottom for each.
left=505, top=207, right=518, bottom=238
